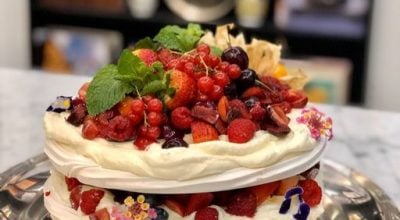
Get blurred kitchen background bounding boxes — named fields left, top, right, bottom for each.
left=0, top=0, right=399, bottom=111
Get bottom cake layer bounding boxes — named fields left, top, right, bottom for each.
left=44, top=170, right=324, bottom=220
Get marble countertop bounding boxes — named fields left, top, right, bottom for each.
left=1, top=68, right=399, bottom=207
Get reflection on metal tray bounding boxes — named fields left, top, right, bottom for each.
left=0, top=154, right=399, bottom=220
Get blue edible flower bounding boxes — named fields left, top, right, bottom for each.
left=46, top=96, right=72, bottom=113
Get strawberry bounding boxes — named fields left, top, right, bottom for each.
left=80, top=189, right=105, bottom=215
left=133, top=49, right=158, bottom=66
left=78, top=82, right=89, bottom=101
left=69, top=186, right=81, bottom=210
left=191, top=121, right=219, bottom=143
left=241, top=86, right=266, bottom=99
left=298, top=179, right=322, bottom=207
left=89, top=208, right=110, bottom=220
left=165, top=70, right=196, bottom=110
left=195, top=207, right=219, bottom=220
left=185, top=193, right=214, bottom=216
left=217, top=96, right=229, bottom=122
left=247, top=181, right=281, bottom=206
left=65, top=176, right=81, bottom=191
left=276, top=176, right=300, bottom=195
left=227, top=118, right=256, bottom=143
left=225, top=191, right=257, bottom=217
left=164, top=199, right=186, bottom=217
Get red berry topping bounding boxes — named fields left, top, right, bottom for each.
left=69, top=185, right=81, bottom=210
left=171, top=106, right=193, bottom=129
left=104, top=116, right=135, bottom=142
left=146, top=126, right=161, bottom=140
left=227, top=64, right=241, bottom=79
left=134, top=136, right=154, bottom=150
left=78, top=82, right=89, bottom=100
left=147, top=111, right=163, bottom=126
left=196, top=43, right=211, bottom=54
left=118, top=97, right=145, bottom=117
left=298, top=179, right=322, bottom=207
left=227, top=118, right=256, bottom=143
left=191, top=121, right=219, bottom=143
left=133, top=48, right=158, bottom=66
left=65, top=176, right=81, bottom=191
left=197, top=76, right=215, bottom=94
left=195, top=207, right=219, bottom=220
left=191, top=105, right=219, bottom=124
left=209, top=85, right=224, bottom=101
left=147, top=98, right=163, bottom=113
left=165, top=70, right=196, bottom=110
left=82, top=119, right=100, bottom=140
left=186, top=192, right=214, bottom=216
left=213, top=71, right=230, bottom=88
left=225, top=191, right=257, bottom=217
left=80, top=189, right=105, bottom=215
left=89, top=208, right=110, bottom=220
left=249, top=104, right=266, bottom=121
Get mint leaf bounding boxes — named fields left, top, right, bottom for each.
left=117, top=49, right=152, bottom=79
left=210, top=46, right=223, bottom=56
left=154, top=24, right=204, bottom=52
left=134, top=37, right=158, bottom=50
left=86, top=64, right=134, bottom=115
left=141, top=80, right=166, bottom=95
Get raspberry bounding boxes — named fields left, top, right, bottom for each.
left=298, top=179, right=322, bottom=207
left=225, top=191, right=257, bottom=217
left=80, top=189, right=105, bottom=214
left=249, top=104, right=266, bottom=121
left=104, top=115, right=135, bottom=142
left=65, top=176, right=81, bottom=191
left=227, top=119, right=256, bottom=143
left=171, top=107, right=193, bottom=129
left=195, top=207, right=219, bottom=220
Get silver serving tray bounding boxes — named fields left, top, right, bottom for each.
left=0, top=154, right=399, bottom=220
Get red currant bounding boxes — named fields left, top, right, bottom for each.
left=227, top=64, right=241, bottom=79
left=171, top=106, right=193, bottom=129
left=197, top=76, right=215, bottom=94
left=184, top=62, right=195, bottom=76
left=147, top=98, right=163, bottom=113
left=146, top=126, right=161, bottom=140
left=142, top=95, right=154, bottom=104
left=207, top=55, right=220, bottom=68
left=209, top=85, right=224, bottom=101
left=213, top=71, right=230, bottom=87
left=196, top=43, right=211, bottom=54
left=134, top=136, right=154, bottom=150
left=147, top=111, right=163, bottom=126
left=216, top=61, right=229, bottom=72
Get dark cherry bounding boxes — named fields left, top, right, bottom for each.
left=221, top=46, right=249, bottom=69
left=154, top=207, right=169, bottom=220
left=162, top=138, right=188, bottom=149
left=223, top=82, right=238, bottom=98
left=244, top=97, right=260, bottom=109
left=237, top=68, right=256, bottom=90
left=161, top=125, right=184, bottom=140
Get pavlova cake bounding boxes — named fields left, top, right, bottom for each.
left=43, top=24, right=333, bottom=220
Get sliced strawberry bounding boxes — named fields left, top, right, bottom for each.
left=165, top=199, right=186, bottom=217
left=276, top=176, right=300, bottom=195
left=267, top=105, right=290, bottom=127
left=65, top=176, right=81, bottom=191
left=185, top=193, right=214, bottom=216
left=241, top=86, right=266, bottom=99
left=195, top=207, right=219, bottom=220
left=165, top=70, right=196, bottom=110
left=191, top=105, right=219, bottom=124
left=217, top=96, right=229, bottom=122
left=80, top=189, right=105, bottom=215
left=191, top=121, right=219, bottom=143
left=273, top=101, right=292, bottom=114
left=69, top=186, right=82, bottom=210
left=82, top=119, right=100, bottom=140
left=89, top=208, right=110, bottom=220
left=214, top=118, right=227, bottom=135
left=247, top=181, right=281, bottom=206
left=298, top=179, right=322, bottom=207
left=225, top=191, right=257, bottom=217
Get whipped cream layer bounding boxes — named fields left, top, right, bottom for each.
left=44, top=109, right=318, bottom=181
left=44, top=170, right=324, bottom=220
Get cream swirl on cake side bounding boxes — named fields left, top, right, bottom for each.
left=44, top=109, right=318, bottom=180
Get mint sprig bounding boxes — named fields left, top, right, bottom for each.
left=86, top=50, right=167, bottom=116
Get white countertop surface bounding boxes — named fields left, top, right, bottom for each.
left=1, top=67, right=399, bottom=207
